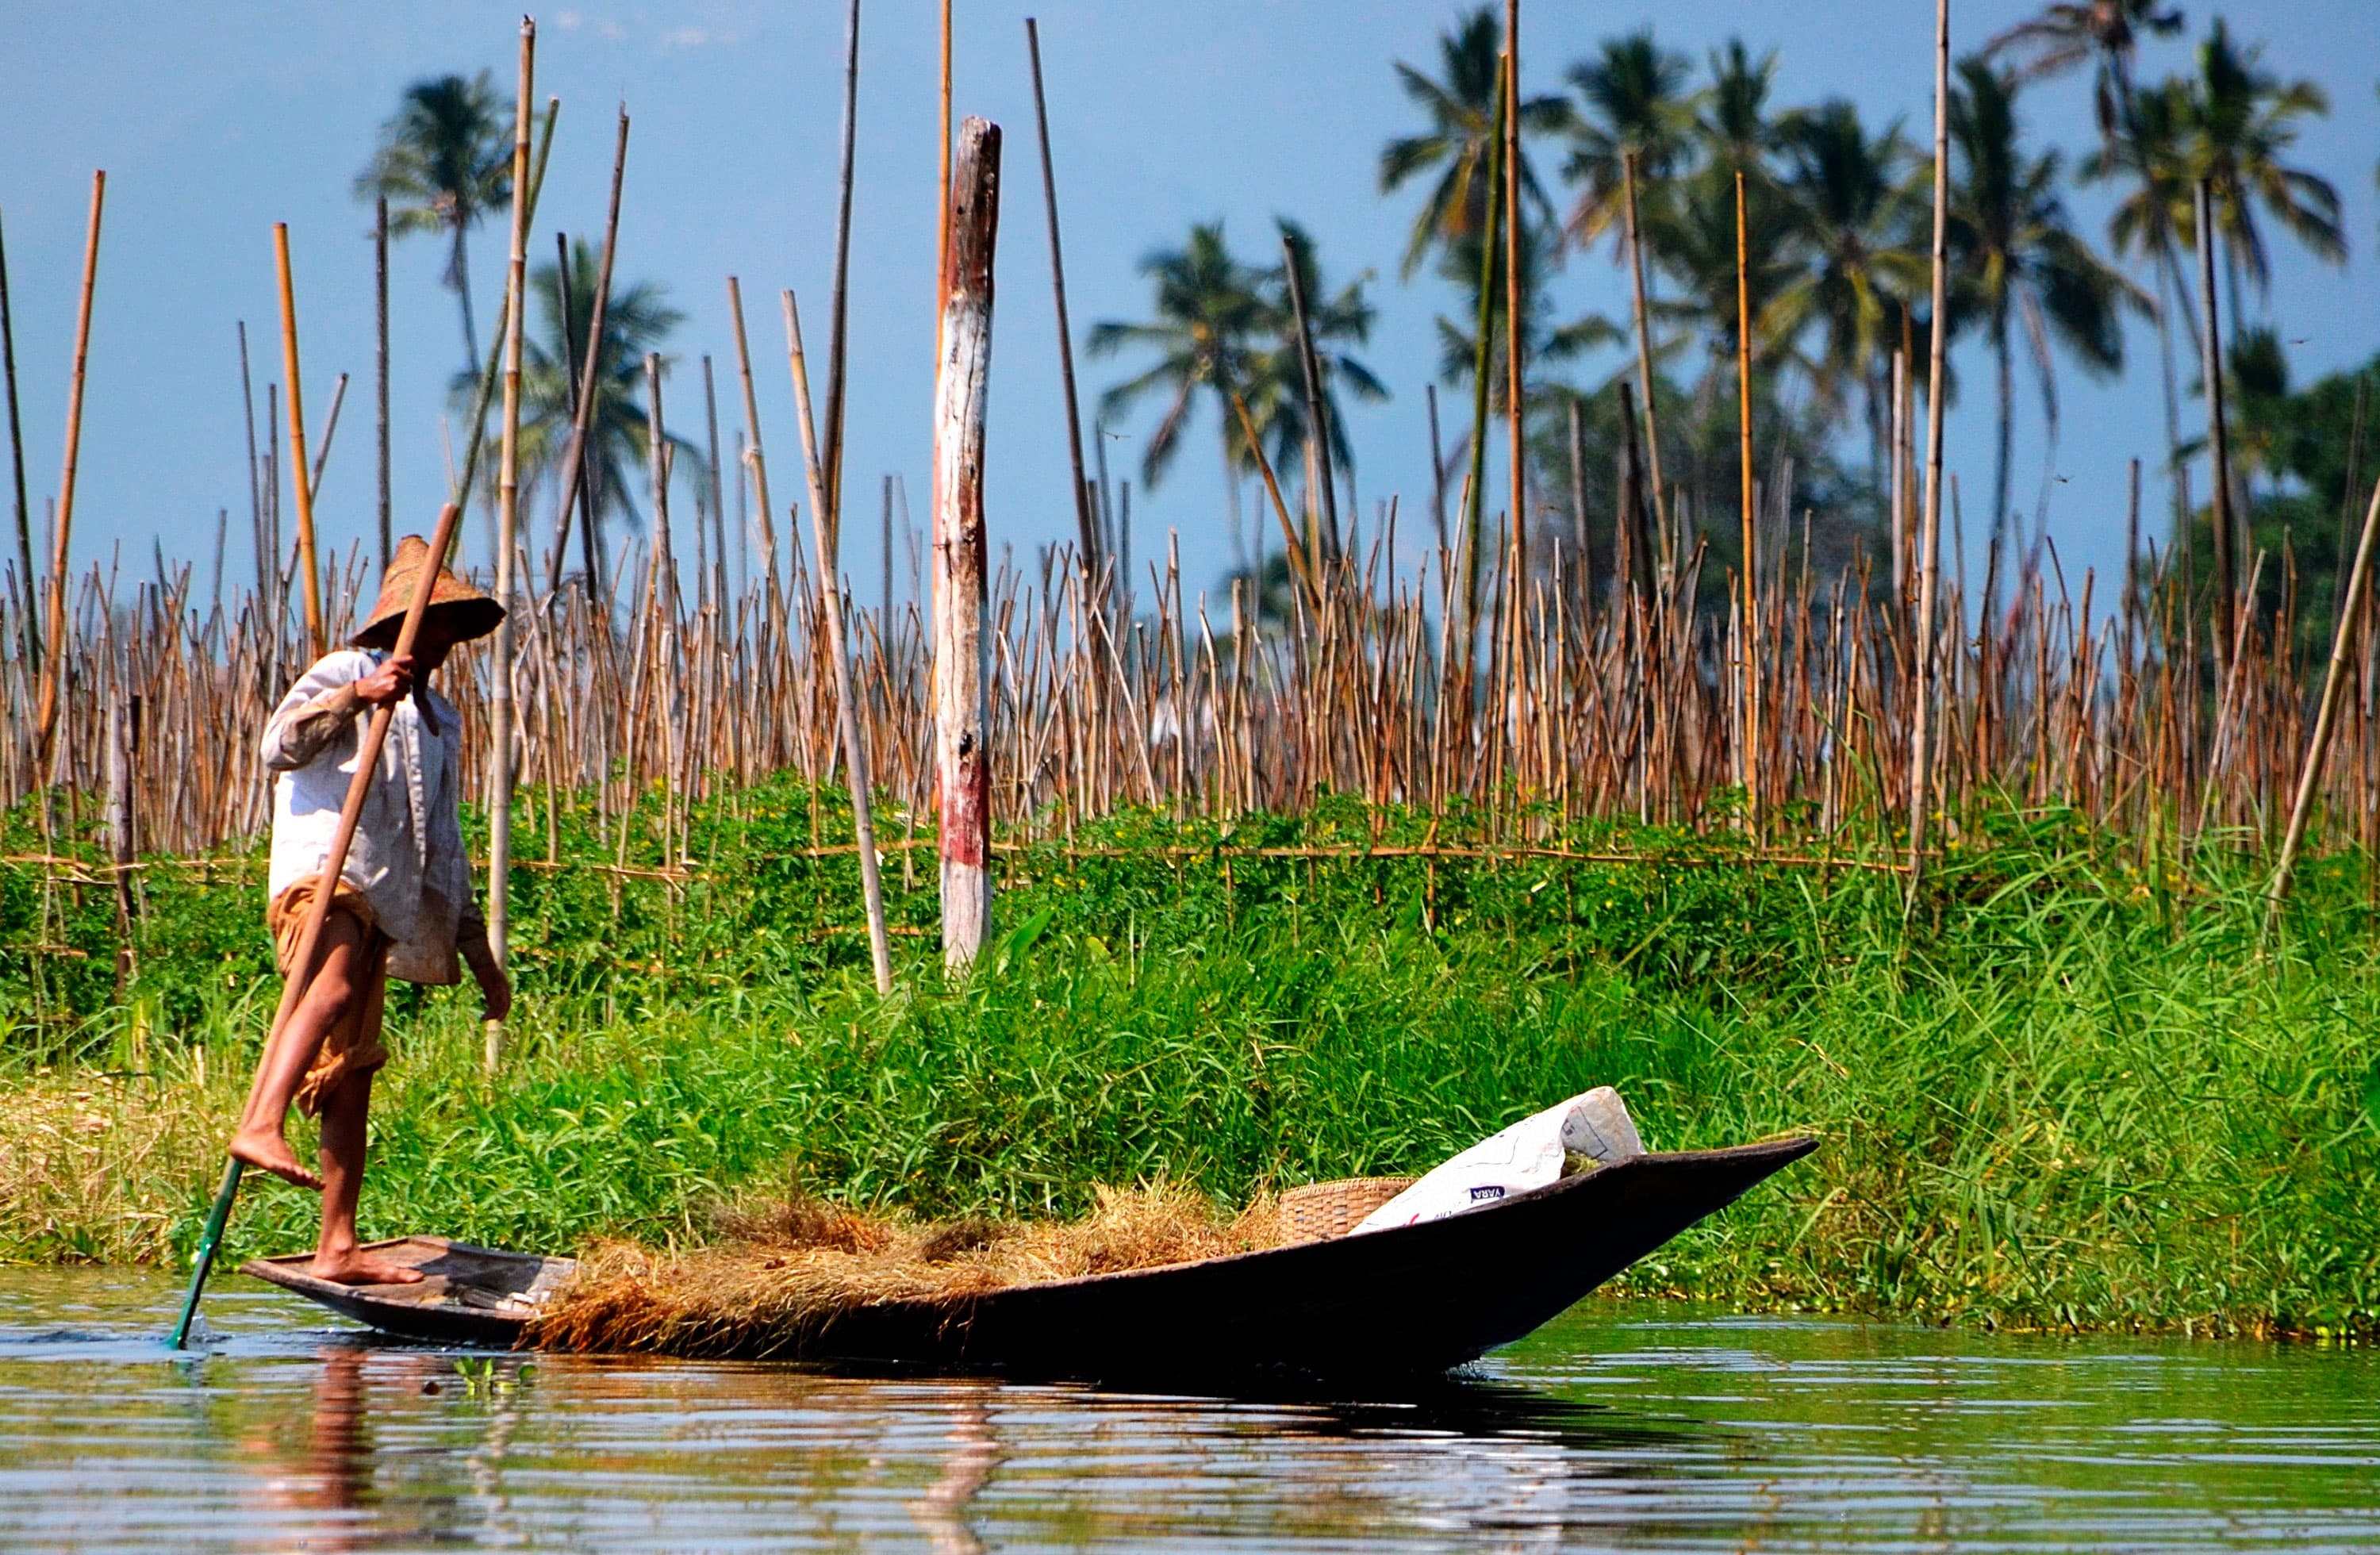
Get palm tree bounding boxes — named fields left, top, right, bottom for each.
left=2082, top=75, right=2198, bottom=521
left=1944, top=58, right=2142, bottom=565
left=1987, top=0, right=2186, bottom=140
left=1770, top=101, right=1926, bottom=458
left=517, top=239, right=688, bottom=589
left=355, top=72, right=513, bottom=372
left=1562, top=29, right=1696, bottom=252
left=1697, top=39, right=1790, bottom=179
left=1378, top=5, right=1566, bottom=281
left=2182, top=18, right=2344, bottom=321
left=1089, top=223, right=1277, bottom=563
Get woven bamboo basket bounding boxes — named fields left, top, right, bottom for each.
left=1275, top=1177, right=1418, bottom=1244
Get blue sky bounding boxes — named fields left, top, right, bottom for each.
left=3, top=1, right=2375, bottom=617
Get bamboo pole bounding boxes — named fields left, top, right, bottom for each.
left=1025, top=17, right=1102, bottom=586
left=820, top=0, right=862, bottom=518
left=1230, top=390, right=1319, bottom=604
left=1735, top=167, right=1760, bottom=823
left=1621, top=151, right=1670, bottom=570
left=724, top=276, right=781, bottom=624
left=784, top=290, right=893, bottom=994
left=1280, top=228, right=1338, bottom=566
left=1906, top=0, right=1952, bottom=904
left=1567, top=397, right=1588, bottom=602
left=34, top=171, right=103, bottom=754
left=703, top=354, right=727, bottom=615
left=273, top=224, right=325, bottom=658
left=937, top=0, right=954, bottom=366
left=1426, top=384, right=1449, bottom=555
left=1461, top=56, right=1509, bottom=639
left=171, top=498, right=468, bottom=1350
left=2194, top=177, right=2236, bottom=670
left=450, top=98, right=557, bottom=513
left=374, top=198, right=391, bottom=571
left=0, top=206, right=35, bottom=674
left=550, top=232, right=595, bottom=594
left=547, top=104, right=630, bottom=593
left=486, top=16, right=534, bottom=1077
left=1502, top=20, right=1526, bottom=703
left=2267, top=474, right=2380, bottom=934
left=933, top=117, right=1003, bottom=973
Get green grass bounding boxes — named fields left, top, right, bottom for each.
left=4, top=781, right=2378, bottom=1340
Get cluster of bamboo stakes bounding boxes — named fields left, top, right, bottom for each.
left=5, top=480, right=2378, bottom=880
left=7, top=0, right=2380, bottom=963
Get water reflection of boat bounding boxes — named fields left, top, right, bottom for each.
left=242, top=1138, right=1814, bottom=1378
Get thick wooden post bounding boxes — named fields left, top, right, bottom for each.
left=935, top=117, right=1002, bottom=973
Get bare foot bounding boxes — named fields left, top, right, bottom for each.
left=228, top=1127, right=325, bottom=1191
left=309, top=1249, right=426, bottom=1286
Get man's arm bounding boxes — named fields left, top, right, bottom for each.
left=261, top=652, right=416, bottom=772
left=457, top=908, right=512, bottom=1021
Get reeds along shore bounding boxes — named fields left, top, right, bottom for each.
left=1, top=505, right=2376, bottom=873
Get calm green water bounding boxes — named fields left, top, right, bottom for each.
left=2, top=1269, right=2374, bottom=1552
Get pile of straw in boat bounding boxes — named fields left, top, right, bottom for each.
left=528, top=1184, right=1284, bottom=1358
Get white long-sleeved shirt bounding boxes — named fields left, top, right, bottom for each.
left=262, top=648, right=477, bottom=985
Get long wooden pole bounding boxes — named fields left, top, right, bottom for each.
left=450, top=98, right=557, bottom=512
left=725, top=276, right=781, bottom=624
left=937, top=0, right=954, bottom=368
left=486, top=16, right=534, bottom=1076
left=1025, top=17, right=1101, bottom=586
left=1503, top=17, right=1526, bottom=695
left=1621, top=151, right=1670, bottom=570
left=274, top=224, right=326, bottom=658
left=550, top=232, right=597, bottom=594
left=1, top=207, right=39, bottom=673
left=933, top=117, right=1003, bottom=973
left=1280, top=228, right=1338, bottom=563
left=820, top=0, right=862, bottom=519
left=34, top=171, right=103, bottom=754
left=2194, top=177, right=2236, bottom=672
left=784, top=290, right=893, bottom=994
left=375, top=198, right=391, bottom=571
left=547, top=104, right=630, bottom=593
left=1461, top=57, right=1509, bottom=643
left=1735, top=167, right=1759, bottom=822
left=2267, top=474, right=2380, bottom=935
left=173, top=498, right=470, bottom=1349
left=1906, top=0, right=1951, bottom=903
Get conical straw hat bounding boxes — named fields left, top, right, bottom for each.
left=351, top=534, right=505, bottom=651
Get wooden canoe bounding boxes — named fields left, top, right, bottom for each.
left=240, top=1237, right=579, bottom=1346
left=243, top=1136, right=1816, bottom=1376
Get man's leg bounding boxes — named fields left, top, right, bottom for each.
left=228, top=910, right=368, bottom=1191
left=311, top=1065, right=421, bottom=1284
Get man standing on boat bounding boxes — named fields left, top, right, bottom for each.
left=225, top=536, right=511, bottom=1285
